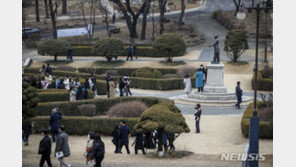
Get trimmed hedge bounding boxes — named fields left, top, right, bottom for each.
left=251, top=71, right=273, bottom=91
left=241, top=103, right=273, bottom=139
left=31, top=116, right=139, bottom=135
left=36, top=96, right=173, bottom=116
left=38, top=90, right=94, bottom=103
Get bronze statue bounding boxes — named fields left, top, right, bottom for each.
left=210, top=35, right=220, bottom=64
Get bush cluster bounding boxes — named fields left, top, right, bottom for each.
left=241, top=102, right=273, bottom=139
left=38, top=90, right=94, bottom=103
left=78, top=104, right=97, bottom=117
left=31, top=116, right=139, bottom=135
left=133, top=67, right=163, bottom=79
left=251, top=71, right=273, bottom=91
left=107, top=101, right=148, bottom=118
left=93, top=38, right=124, bottom=62
left=36, top=96, right=171, bottom=116
left=23, top=82, right=39, bottom=119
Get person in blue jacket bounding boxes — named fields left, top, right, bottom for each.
left=118, top=120, right=130, bottom=154
left=195, top=68, right=204, bottom=92
left=49, top=108, right=62, bottom=142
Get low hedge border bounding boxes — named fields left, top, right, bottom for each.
left=36, top=96, right=173, bottom=116
left=38, top=90, right=94, bottom=103
left=251, top=71, right=273, bottom=91
left=241, top=102, right=273, bottom=139
left=31, top=116, right=139, bottom=135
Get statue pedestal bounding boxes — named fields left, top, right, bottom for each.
left=204, top=63, right=227, bottom=93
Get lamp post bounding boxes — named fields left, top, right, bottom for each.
left=237, top=1, right=273, bottom=166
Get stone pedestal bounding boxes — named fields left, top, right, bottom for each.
left=204, top=63, right=227, bottom=93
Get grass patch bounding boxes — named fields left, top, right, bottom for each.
left=227, top=61, right=249, bottom=66
left=93, top=60, right=125, bottom=67
left=159, top=61, right=186, bottom=66
left=146, top=150, right=193, bottom=159
left=44, top=60, right=73, bottom=65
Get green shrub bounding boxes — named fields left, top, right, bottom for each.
left=93, top=38, right=124, bottom=62
left=133, top=67, right=163, bottom=79
left=241, top=103, right=273, bottom=139
left=251, top=71, right=273, bottom=91
left=36, top=96, right=172, bottom=116
left=31, top=116, right=139, bottom=135
left=224, top=29, right=249, bottom=62
left=23, top=82, right=39, bottom=119
left=38, top=90, right=94, bottom=103
left=37, top=39, right=72, bottom=61
left=72, top=46, right=94, bottom=56
left=153, top=33, right=186, bottom=62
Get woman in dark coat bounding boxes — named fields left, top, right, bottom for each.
left=144, top=132, right=155, bottom=150
left=133, top=133, right=146, bottom=155
left=194, top=103, right=202, bottom=133
left=85, top=78, right=90, bottom=89
left=38, top=129, right=52, bottom=167
left=90, top=134, right=105, bottom=167
left=76, top=86, right=85, bottom=100
left=112, top=125, right=120, bottom=153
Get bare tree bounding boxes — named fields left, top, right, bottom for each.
left=35, top=0, right=40, bottom=22
left=158, top=0, right=167, bottom=34
left=48, top=0, right=62, bottom=39
left=110, top=0, right=147, bottom=39
left=98, top=0, right=111, bottom=37
left=141, top=0, right=151, bottom=40
left=178, top=0, right=185, bottom=27
left=44, top=0, right=50, bottom=19
left=148, top=1, right=157, bottom=41
left=62, top=0, right=67, bottom=14
left=233, top=0, right=242, bottom=14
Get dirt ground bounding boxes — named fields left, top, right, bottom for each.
left=22, top=115, right=272, bottom=166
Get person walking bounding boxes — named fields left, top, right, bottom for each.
left=76, top=86, right=85, bottom=100
left=38, top=129, right=52, bottom=167
left=55, top=125, right=71, bottom=167
left=133, top=133, right=146, bottom=155
left=69, top=87, right=76, bottom=101
left=90, top=134, right=105, bottom=167
left=132, top=43, right=137, bottom=59
left=194, top=103, right=202, bottom=133
left=200, top=64, right=207, bottom=87
left=109, top=78, right=115, bottom=98
left=67, top=48, right=73, bottom=61
left=195, top=69, right=204, bottom=92
left=49, top=108, right=62, bottom=142
left=126, top=45, right=133, bottom=61
left=118, top=120, right=130, bottom=154
left=55, top=77, right=61, bottom=89
left=144, top=132, right=155, bottom=151
left=183, top=74, right=192, bottom=96
left=124, top=76, right=132, bottom=96
left=235, top=81, right=243, bottom=109
left=64, top=77, right=70, bottom=90
left=112, top=125, right=120, bottom=153
left=45, top=63, right=52, bottom=75
left=119, top=78, right=125, bottom=97
left=91, top=75, right=99, bottom=97
left=106, top=73, right=111, bottom=98
left=85, top=131, right=96, bottom=166
left=40, top=64, right=46, bottom=75
left=22, top=119, right=32, bottom=146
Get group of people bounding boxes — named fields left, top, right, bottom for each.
left=126, top=43, right=137, bottom=61
left=183, top=64, right=207, bottom=95
left=106, top=73, right=133, bottom=98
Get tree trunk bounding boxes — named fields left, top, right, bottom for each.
left=158, top=0, right=167, bottom=34
left=131, top=19, right=138, bottom=39
left=48, top=0, right=57, bottom=39
left=44, top=0, right=50, bottom=19
left=35, top=0, right=40, bottom=22
left=141, top=1, right=151, bottom=40
left=62, top=0, right=67, bottom=15
left=178, top=0, right=185, bottom=27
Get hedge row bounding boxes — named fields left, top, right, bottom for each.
left=77, top=67, right=177, bottom=76
left=36, top=96, right=172, bottom=116
left=38, top=90, right=94, bottom=103
left=23, top=69, right=189, bottom=90
left=68, top=45, right=161, bottom=57
left=251, top=72, right=273, bottom=91
left=31, top=116, right=139, bottom=135
left=241, top=103, right=273, bottom=139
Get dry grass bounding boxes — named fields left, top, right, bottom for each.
left=107, top=101, right=148, bottom=118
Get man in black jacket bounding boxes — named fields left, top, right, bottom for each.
left=22, top=120, right=31, bottom=146
left=235, top=81, right=243, bottom=109
left=38, top=129, right=52, bottom=167
left=90, top=134, right=105, bottom=167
